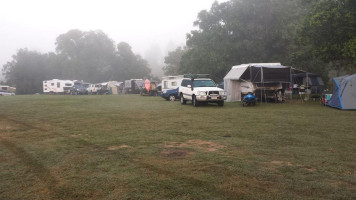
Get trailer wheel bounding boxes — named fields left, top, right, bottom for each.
left=169, top=94, right=176, bottom=101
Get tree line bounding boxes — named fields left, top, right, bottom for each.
left=3, top=0, right=355, bottom=94
left=2, top=30, right=151, bottom=94
left=163, top=0, right=356, bottom=85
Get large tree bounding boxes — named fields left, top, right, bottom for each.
left=180, top=0, right=302, bottom=81
left=295, top=0, right=356, bottom=74
left=163, top=46, right=186, bottom=76
left=2, top=49, right=50, bottom=94
left=55, top=29, right=116, bottom=82
left=109, top=42, right=151, bottom=81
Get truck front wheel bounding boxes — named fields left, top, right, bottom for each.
left=180, top=93, right=186, bottom=105
left=218, top=101, right=224, bottom=107
left=192, top=95, right=199, bottom=107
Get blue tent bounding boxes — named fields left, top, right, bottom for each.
left=328, top=74, right=356, bottom=110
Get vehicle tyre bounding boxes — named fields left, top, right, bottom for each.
left=169, top=94, right=176, bottom=101
left=218, top=101, right=224, bottom=107
left=180, top=93, right=186, bottom=105
left=192, top=95, right=199, bottom=107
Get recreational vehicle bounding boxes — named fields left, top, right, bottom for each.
left=0, top=85, right=16, bottom=96
left=43, top=79, right=74, bottom=94
left=161, top=75, right=183, bottom=92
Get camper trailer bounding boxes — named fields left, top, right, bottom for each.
left=224, top=63, right=291, bottom=102
left=43, top=79, right=74, bottom=94
left=161, top=75, right=183, bottom=92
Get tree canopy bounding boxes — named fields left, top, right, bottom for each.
left=164, top=0, right=356, bottom=82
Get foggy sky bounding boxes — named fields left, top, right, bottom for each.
left=0, top=0, right=227, bottom=80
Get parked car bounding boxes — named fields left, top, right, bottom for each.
left=87, top=84, right=102, bottom=94
left=97, top=84, right=109, bottom=95
left=161, top=87, right=179, bottom=101
left=0, top=91, right=15, bottom=96
left=179, top=74, right=226, bottom=107
left=70, top=84, right=88, bottom=95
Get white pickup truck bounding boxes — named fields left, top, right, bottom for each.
left=179, top=77, right=226, bottom=107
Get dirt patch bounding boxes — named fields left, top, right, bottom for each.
left=107, top=145, right=131, bottom=151
left=165, top=139, right=225, bottom=152
left=270, top=161, right=293, bottom=166
left=161, top=148, right=195, bottom=158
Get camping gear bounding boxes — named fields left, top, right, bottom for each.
left=292, top=73, right=324, bottom=94
left=328, top=74, right=356, bottom=110
left=242, top=93, right=256, bottom=107
left=322, top=93, right=332, bottom=106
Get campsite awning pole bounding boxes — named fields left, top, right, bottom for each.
left=261, top=67, right=263, bottom=104
left=306, top=72, right=309, bottom=100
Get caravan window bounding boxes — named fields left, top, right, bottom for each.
left=51, top=83, right=54, bottom=86
left=171, top=82, right=177, bottom=86
left=163, top=81, right=168, bottom=89
left=65, top=83, right=72, bottom=86
left=57, top=82, right=60, bottom=88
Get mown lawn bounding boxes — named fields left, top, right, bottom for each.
left=1, top=95, right=355, bottom=199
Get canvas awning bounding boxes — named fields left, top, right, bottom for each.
left=224, top=63, right=290, bottom=83
left=223, top=64, right=249, bottom=80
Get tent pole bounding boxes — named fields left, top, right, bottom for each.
left=306, top=72, right=309, bottom=101
left=261, top=67, right=263, bottom=104
left=290, top=67, right=293, bottom=101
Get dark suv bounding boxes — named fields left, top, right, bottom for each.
left=70, top=84, right=88, bottom=95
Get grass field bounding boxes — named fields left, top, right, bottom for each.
left=1, top=95, right=355, bottom=199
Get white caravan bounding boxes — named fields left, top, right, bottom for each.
left=161, top=75, right=183, bottom=92
left=43, top=79, right=74, bottom=94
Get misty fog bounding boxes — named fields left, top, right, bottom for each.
left=0, top=0, right=225, bottom=81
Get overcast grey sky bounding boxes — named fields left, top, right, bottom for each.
left=0, top=0, right=227, bottom=80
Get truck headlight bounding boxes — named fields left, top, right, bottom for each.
left=219, top=91, right=225, bottom=95
left=198, top=91, right=206, bottom=96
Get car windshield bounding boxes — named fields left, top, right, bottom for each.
left=193, top=80, right=216, bottom=87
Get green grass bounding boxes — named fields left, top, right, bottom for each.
left=1, top=95, right=355, bottom=199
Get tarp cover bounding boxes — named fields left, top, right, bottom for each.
left=250, top=64, right=291, bottom=83
left=328, top=74, right=356, bottom=110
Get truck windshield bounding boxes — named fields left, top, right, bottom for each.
left=193, top=80, right=216, bottom=87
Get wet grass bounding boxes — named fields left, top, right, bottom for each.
left=0, top=95, right=355, bottom=199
